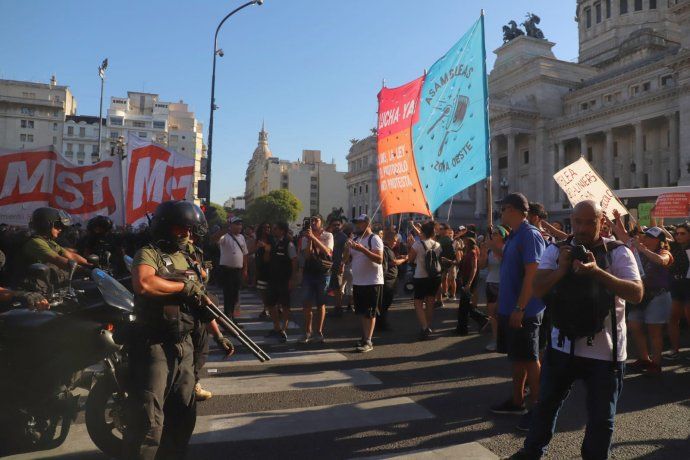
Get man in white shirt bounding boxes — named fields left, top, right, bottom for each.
left=299, top=215, right=333, bottom=344
left=211, top=216, right=248, bottom=321
left=344, top=214, right=383, bottom=353
left=511, top=201, right=643, bottom=460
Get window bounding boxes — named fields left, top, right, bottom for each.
left=614, top=177, right=620, bottom=189
left=366, top=184, right=369, bottom=193
left=644, top=173, right=649, bottom=187
left=661, top=74, right=673, bottom=87
left=581, top=102, right=589, bottom=111
left=606, top=0, right=612, bottom=18
left=523, top=150, right=529, bottom=164
left=620, top=0, right=628, bottom=14
left=181, top=147, right=185, bottom=151
left=133, top=121, right=146, bottom=128
left=353, top=187, right=357, bottom=196
left=20, top=134, right=34, bottom=142
left=21, top=92, right=35, bottom=98
left=53, top=122, right=58, bottom=131
left=109, top=117, right=123, bottom=126
left=605, top=94, right=613, bottom=103
left=590, top=99, right=596, bottom=107
left=170, top=135, right=179, bottom=142
left=650, top=0, right=657, bottom=8
left=585, top=8, right=592, bottom=27
left=110, top=131, right=119, bottom=139
left=642, top=81, right=651, bottom=91
left=79, top=127, right=86, bottom=137
left=20, top=119, right=34, bottom=129
left=359, top=185, right=362, bottom=194
left=138, top=132, right=147, bottom=138
left=20, top=107, right=34, bottom=116
left=181, top=135, right=186, bottom=140
left=92, top=145, right=98, bottom=154
left=613, top=141, right=618, bottom=157
left=65, top=151, right=73, bottom=159
left=78, top=144, right=85, bottom=153
left=595, top=2, right=602, bottom=22
left=630, top=85, right=640, bottom=96
left=52, top=136, right=57, bottom=144
left=67, top=126, right=74, bottom=135
left=78, top=160, right=84, bottom=166
left=634, top=0, right=642, bottom=11
left=498, top=157, right=508, bottom=169
left=587, top=147, right=593, bottom=162
left=153, top=121, right=165, bottom=129
left=66, top=143, right=72, bottom=153
left=643, top=135, right=647, bottom=151
left=352, top=207, right=356, bottom=219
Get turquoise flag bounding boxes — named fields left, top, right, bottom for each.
left=412, top=14, right=490, bottom=213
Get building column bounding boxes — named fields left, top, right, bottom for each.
left=507, top=131, right=518, bottom=194
left=474, top=180, right=486, bottom=217
left=579, top=134, right=588, bottom=160
left=634, top=121, right=644, bottom=187
left=605, top=129, right=615, bottom=186
left=669, top=112, right=680, bottom=185
left=490, top=137, right=500, bottom=200
left=545, top=140, right=556, bottom=208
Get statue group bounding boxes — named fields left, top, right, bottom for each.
left=503, top=13, right=545, bottom=43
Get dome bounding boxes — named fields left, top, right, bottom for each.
left=252, top=121, right=272, bottom=160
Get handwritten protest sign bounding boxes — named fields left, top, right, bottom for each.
left=651, top=192, right=690, bottom=218
left=553, top=157, right=628, bottom=217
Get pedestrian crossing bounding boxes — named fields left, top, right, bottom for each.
left=7, top=288, right=497, bottom=459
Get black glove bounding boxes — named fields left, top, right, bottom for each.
left=181, top=279, right=206, bottom=309
left=214, top=335, right=235, bottom=358
left=13, top=291, right=48, bottom=310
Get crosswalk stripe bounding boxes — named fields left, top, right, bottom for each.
left=190, top=397, right=434, bottom=443
left=234, top=320, right=299, bottom=332
left=204, top=348, right=348, bottom=368
left=350, top=443, right=499, bottom=459
left=200, top=369, right=381, bottom=395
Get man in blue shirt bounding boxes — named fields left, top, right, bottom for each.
left=491, top=193, right=546, bottom=427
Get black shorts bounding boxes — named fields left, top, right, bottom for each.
left=329, top=271, right=344, bottom=292
left=413, top=277, right=442, bottom=300
left=496, top=312, right=542, bottom=362
left=670, top=278, right=690, bottom=303
left=266, top=282, right=291, bottom=308
left=485, top=282, right=499, bottom=304
left=353, top=285, right=383, bottom=318
left=382, top=281, right=397, bottom=308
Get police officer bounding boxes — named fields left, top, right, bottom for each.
left=186, top=204, right=234, bottom=402
left=23, top=207, right=90, bottom=270
left=78, top=215, right=126, bottom=274
left=0, top=249, right=49, bottom=312
left=124, top=200, right=208, bottom=460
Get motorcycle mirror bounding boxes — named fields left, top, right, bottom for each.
left=87, top=254, right=100, bottom=267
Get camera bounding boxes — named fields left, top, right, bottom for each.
left=571, top=245, right=590, bottom=263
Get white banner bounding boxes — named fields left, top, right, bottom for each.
left=553, top=157, right=628, bottom=217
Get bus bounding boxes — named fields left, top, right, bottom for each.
left=615, top=185, right=690, bottom=226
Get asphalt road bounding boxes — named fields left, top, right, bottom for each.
left=14, top=282, right=690, bottom=460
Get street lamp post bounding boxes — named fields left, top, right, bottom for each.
left=98, top=58, right=108, bottom=159
left=206, top=0, right=263, bottom=204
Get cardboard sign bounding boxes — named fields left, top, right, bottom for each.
left=553, top=157, right=628, bottom=217
left=651, top=192, right=690, bottom=218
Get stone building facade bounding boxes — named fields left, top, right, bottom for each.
left=344, top=135, right=384, bottom=222
left=62, top=115, right=106, bottom=165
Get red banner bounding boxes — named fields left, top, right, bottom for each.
left=377, top=76, right=430, bottom=218
left=125, top=135, right=195, bottom=227
left=652, top=192, right=690, bottom=218
left=0, top=147, right=122, bottom=226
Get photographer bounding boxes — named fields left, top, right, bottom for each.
left=511, top=200, right=643, bottom=460
left=299, top=215, right=333, bottom=344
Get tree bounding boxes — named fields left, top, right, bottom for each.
left=204, top=201, right=228, bottom=229
left=245, top=189, right=303, bottom=225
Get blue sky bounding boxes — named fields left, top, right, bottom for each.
left=0, top=0, right=579, bottom=203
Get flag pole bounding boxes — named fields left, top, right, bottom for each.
left=480, top=9, right=493, bottom=230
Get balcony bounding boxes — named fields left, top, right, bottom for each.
left=0, top=94, right=64, bottom=108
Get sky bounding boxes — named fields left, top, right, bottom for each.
left=0, top=0, right=580, bottom=203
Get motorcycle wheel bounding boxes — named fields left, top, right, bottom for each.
left=85, top=376, right=126, bottom=459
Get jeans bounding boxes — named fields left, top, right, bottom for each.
left=301, top=271, right=330, bottom=306
left=522, top=349, right=625, bottom=460
left=456, top=289, right=488, bottom=331
left=219, top=266, right=242, bottom=317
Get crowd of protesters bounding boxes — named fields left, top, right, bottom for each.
left=1, top=193, right=689, bottom=460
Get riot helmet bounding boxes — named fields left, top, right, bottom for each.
left=87, top=215, right=113, bottom=234
left=30, top=207, right=72, bottom=236
left=150, top=200, right=203, bottom=252
left=191, top=204, right=208, bottom=241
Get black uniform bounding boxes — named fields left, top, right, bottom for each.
left=123, top=201, right=207, bottom=460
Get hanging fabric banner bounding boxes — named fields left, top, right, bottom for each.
left=412, top=15, right=490, bottom=213
left=125, top=134, right=196, bottom=227
left=0, top=146, right=122, bottom=225
left=377, top=76, right=430, bottom=218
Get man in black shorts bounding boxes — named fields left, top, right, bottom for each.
left=344, top=214, right=383, bottom=353
left=329, top=219, right=348, bottom=316
left=266, top=222, right=298, bottom=343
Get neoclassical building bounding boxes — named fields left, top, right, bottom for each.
left=443, top=0, right=690, bottom=226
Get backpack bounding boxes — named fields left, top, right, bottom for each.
left=422, top=240, right=442, bottom=279
left=544, top=237, right=624, bottom=362
left=382, top=246, right=398, bottom=282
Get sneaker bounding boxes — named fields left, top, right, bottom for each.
left=194, top=383, right=213, bottom=402
left=312, top=332, right=325, bottom=343
left=418, top=328, right=432, bottom=341
left=279, top=330, right=288, bottom=343
left=298, top=333, right=312, bottom=344
left=664, top=350, right=681, bottom=361
left=259, top=310, right=270, bottom=320
left=485, top=341, right=497, bottom=352
left=356, top=341, right=374, bottom=353
left=490, top=399, right=527, bottom=415
left=516, top=410, right=532, bottom=432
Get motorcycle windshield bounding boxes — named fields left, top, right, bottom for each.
left=124, top=255, right=133, bottom=273
left=91, top=268, right=134, bottom=312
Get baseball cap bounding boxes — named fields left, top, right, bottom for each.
left=644, top=226, right=673, bottom=242
left=458, top=225, right=467, bottom=232
left=230, top=216, right=243, bottom=224
left=352, top=214, right=370, bottom=223
left=496, top=193, right=529, bottom=213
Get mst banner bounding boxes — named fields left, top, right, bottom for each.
left=125, top=134, right=195, bottom=227
left=0, top=147, right=122, bottom=226
left=377, top=76, right=429, bottom=218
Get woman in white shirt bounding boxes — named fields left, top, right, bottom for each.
left=406, top=221, right=442, bottom=341
left=478, top=225, right=509, bottom=352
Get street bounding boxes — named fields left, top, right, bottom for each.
left=9, top=285, right=690, bottom=460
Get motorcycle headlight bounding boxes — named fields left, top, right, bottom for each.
left=128, top=314, right=136, bottom=322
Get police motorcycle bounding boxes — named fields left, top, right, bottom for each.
left=0, top=257, right=135, bottom=456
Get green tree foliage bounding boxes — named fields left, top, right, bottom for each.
left=204, top=202, right=228, bottom=229
left=245, top=189, right=303, bottom=225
